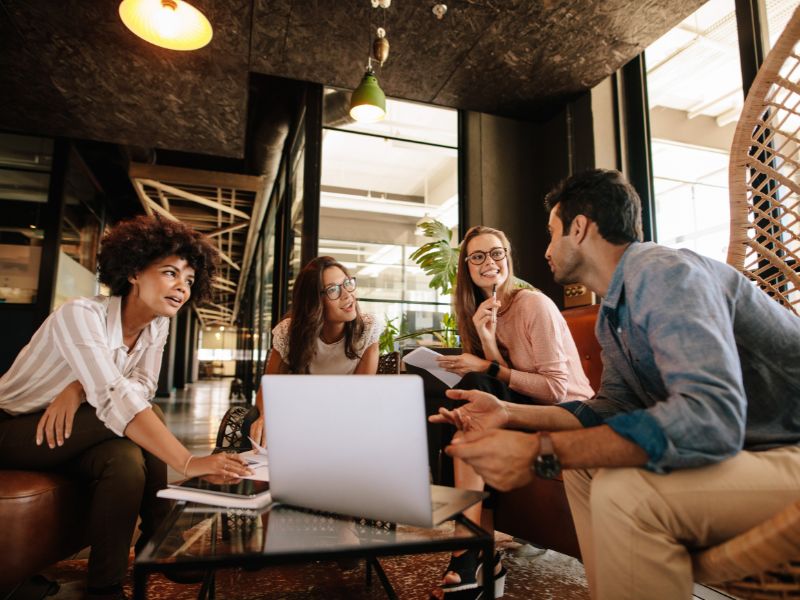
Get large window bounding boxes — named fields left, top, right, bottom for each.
left=646, top=0, right=743, bottom=262
left=645, top=0, right=799, bottom=262
left=320, top=92, right=459, bottom=346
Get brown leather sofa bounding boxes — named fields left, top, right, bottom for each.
left=494, top=304, right=602, bottom=559
left=0, top=470, right=90, bottom=590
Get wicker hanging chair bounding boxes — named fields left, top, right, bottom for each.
left=726, top=6, right=800, bottom=316
left=691, top=7, right=800, bottom=597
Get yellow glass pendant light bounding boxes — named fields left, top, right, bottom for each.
left=119, top=0, right=213, bottom=51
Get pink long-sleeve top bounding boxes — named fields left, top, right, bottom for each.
left=493, top=289, right=594, bottom=403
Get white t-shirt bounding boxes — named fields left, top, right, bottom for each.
left=271, top=313, right=381, bottom=374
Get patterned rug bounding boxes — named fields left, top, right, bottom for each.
left=42, top=540, right=589, bottom=599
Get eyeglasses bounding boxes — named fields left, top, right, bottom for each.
left=465, top=247, right=507, bottom=266
left=321, top=277, right=357, bottom=300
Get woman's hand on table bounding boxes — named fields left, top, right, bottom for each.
left=186, top=452, right=253, bottom=479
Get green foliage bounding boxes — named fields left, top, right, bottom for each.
left=514, top=276, right=536, bottom=291
left=409, top=219, right=460, bottom=296
left=379, top=316, right=399, bottom=354
left=394, top=312, right=459, bottom=349
left=433, top=312, right=459, bottom=348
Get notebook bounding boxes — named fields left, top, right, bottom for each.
left=261, top=374, right=485, bottom=528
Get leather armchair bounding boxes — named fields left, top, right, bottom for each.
left=0, top=470, right=90, bottom=589
left=494, top=304, right=602, bottom=559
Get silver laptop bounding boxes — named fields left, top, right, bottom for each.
left=261, top=374, right=485, bottom=528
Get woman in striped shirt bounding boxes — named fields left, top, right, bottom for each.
left=0, top=216, right=251, bottom=600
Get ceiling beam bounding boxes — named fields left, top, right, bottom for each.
left=207, top=222, right=249, bottom=237
left=137, top=179, right=251, bottom=219
left=129, top=162, right=265, bottom=192
left=133, top=180, right=178, bottom=221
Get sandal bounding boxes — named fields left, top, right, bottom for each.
left=430, top=550, right=506, bottom=599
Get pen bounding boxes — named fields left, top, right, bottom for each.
left=492, top=283, right=497, bottom=324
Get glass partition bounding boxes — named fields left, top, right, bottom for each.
left=55, top=147, right=103, bottom=308
left=320, top=93, right=459, bottom=347
left=0, top=133, right=53, bottom=304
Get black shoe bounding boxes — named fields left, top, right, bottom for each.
left=430, top=550, right=506, bottom=599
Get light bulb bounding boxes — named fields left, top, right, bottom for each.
left=350, top=103, right=386, bottom=123
left=155, top=0, right=179, bottom=38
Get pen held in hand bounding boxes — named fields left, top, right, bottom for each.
left=491, top=283, right=497, bottom=324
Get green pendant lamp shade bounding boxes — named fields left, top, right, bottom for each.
left=349, top=68, right=386, bottom=122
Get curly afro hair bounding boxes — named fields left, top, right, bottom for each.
left=97, top=215, right=219, bottom=305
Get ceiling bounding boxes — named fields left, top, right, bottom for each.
left=0, top=0, right=708, bottom=325
left=0, top=0, right=708, bottom=159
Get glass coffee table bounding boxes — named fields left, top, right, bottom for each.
left=134, top=502, right=494, bottom=599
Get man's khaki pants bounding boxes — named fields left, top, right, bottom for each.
left=564, top=445, right=800, bottom=600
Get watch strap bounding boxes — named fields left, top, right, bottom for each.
left=487, top=360, right=500, bottom=378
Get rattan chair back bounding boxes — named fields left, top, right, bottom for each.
left=691, top=7, right=800, bottom=597
left=727, top=6, right=800, bottom=316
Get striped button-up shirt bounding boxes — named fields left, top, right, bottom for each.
left=0, top=295, right=169, bottom=436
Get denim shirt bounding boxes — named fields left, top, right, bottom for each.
left=573, top=242, right=800, bottom=473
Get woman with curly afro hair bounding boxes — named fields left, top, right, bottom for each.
left=0, top=216, right=253, bottom=600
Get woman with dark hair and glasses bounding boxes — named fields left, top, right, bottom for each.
left=431, top=225, right=593, bottom=600
left=249, top=256, right=381, bottom=444
left=0, top=216, right=252, bottom=600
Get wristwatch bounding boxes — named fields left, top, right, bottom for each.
left=534, top=431, right=561, bottom=479
left=486, top=360, right=500, bottom=378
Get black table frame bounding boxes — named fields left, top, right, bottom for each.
left=133, top=502, right=494, bottom=600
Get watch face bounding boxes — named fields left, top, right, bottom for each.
left=535, top=455, right=561, bottom=479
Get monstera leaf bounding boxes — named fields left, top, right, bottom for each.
left=409, top=219, right=459, bottom=296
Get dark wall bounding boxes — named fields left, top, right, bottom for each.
left=461, top=93, right=595, bottom=308
left=0, top=306, right=37, bottom=374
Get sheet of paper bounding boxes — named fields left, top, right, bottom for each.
left=248, top=436, right=268, bottom=456
left=157, top=487, right=273, bottom=510
left=239, top=449, right=269, bottom=481
left=402, top=346, right=463, bottom=388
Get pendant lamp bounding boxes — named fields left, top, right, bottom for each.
left=119, top=0, right=213, bottom=51
left=349, top=64, right=387, bottom=123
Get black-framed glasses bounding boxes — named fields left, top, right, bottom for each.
left=321, top=277, right=357, bottom=300
left=465, top=247, right=507, bottom=265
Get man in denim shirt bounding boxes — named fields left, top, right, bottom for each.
left=432, top=169, right=800, bottom=599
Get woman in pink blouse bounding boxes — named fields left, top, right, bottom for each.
left=432, top=225, right=593, bottom=600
